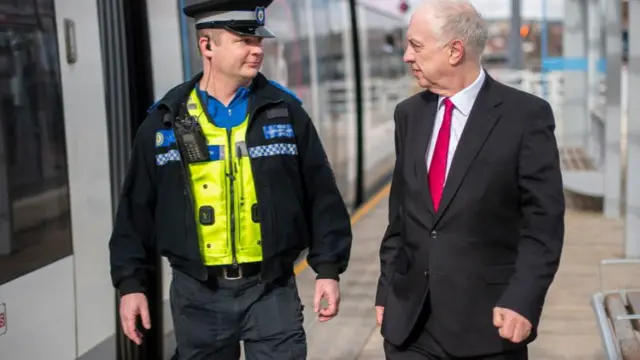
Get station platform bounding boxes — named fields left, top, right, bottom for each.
left=286, top=184, right=631, bottom=359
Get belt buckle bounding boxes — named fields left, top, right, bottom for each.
left=223, top=266, right=243, bottom=280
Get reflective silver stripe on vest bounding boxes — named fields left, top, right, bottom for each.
left=236, top=141, right=248, bottom=157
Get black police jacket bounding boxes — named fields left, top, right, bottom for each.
left=109, top=72, right=352, bottom=295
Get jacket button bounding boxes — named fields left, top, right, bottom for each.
left=424, top=271, right=428, bottom=276
left=431, top=231, right=437, bottom=239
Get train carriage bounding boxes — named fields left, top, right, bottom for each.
left=0, top=0, right=411, bottom=358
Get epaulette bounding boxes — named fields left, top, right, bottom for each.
left=268, top=80, right=302, bottom=104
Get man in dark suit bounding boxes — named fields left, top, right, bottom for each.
left=374, top=1, right=565, bottom=359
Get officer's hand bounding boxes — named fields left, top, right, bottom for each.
left=375, top=306, right=384, bottom=326
left=313, top=279, right=340, bottom=322
left=119, top=293, right=151, bottom=345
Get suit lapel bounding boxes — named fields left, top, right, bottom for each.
left=413, top=92, right=438, bottom=218
left=434, top=76, right=503, bottom=223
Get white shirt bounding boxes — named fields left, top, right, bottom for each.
left=426, top=68, right=486, bottom=179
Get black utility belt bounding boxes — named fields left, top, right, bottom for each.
left=206, top=262, right=262, bottom=280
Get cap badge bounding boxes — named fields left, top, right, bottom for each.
left=255, top=6, right=266, bottom=25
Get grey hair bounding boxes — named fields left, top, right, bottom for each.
left=417, top=0, right=488, bottom=59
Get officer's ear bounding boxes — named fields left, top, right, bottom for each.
left=199, top=35, right=212, bottom=55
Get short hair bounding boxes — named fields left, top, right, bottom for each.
left=196, top=28, right=223, bottom=53
left=417, top=0, right=488, bottom=58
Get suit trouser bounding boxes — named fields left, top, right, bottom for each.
left=383, top=332, right=527, bottom=360
left=170, top=269, right=306, bottom=360
left=383, top=295, right=527, bottom=360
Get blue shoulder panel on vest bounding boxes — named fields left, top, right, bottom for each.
left=155, top=130, right=176, bottom=148
left=268, top=80, right=302, bottom=104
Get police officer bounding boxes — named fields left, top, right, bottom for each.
left=108, top=0, right=352, bottom=358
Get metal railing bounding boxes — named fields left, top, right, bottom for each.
left=591, top=258, right=640, bottom=360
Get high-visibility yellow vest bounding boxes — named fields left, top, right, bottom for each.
left=185, top=89, right=263, bottom=266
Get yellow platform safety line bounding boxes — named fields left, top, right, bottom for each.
left=293, top=183, right=392, bottom=276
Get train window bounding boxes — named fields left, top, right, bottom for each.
left=310, top=0, right=352, bottom=203
left=259, top=0, right=311, bottom=105
left=360, top=7, right=409, bottom=126
left=181, top=11, right=201, bottom=79
left=0, top=2, right=73, bottom=285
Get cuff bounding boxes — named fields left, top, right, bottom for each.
left=118, top=277, right=146, bottom=296
left=496, top=284, right=544, bottom=328
left=375, top=284, right=387, bottom=307
left=315, top=263, right=340, bottom=281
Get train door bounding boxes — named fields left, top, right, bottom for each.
left=144, top=3, right=186, bottom=354
left=98, top=0, right=179, bottom=358
left=0, top=0, right=114, bottom=359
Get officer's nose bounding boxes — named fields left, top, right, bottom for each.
left=251, top=45, right=264, bottom=58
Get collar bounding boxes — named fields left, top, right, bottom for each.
left=155, top=72, right=283, bottom=126
left=196, top=83, right=252, bottom=107
left=438, top=67, right=486, bottom=116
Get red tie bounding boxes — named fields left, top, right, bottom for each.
left=428, top=98, right=454, bottom=212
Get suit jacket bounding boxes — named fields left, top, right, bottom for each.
left=375, top=73, right=565, bottom=357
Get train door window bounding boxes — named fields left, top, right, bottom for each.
left=361, top=8, right=407, bottom=127
left=0, top=1, right=72, bottom=285
left=310, top=0, right=352, bottom=204
left=258, top=0, right=311, bottom=106
left=180, top=0, right=202, bottom=78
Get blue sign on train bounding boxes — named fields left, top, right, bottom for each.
left=541, top=57, right=606, bottom=72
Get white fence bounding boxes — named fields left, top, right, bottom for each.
left=488, top=68, right=631, bottom=199
left=488, top=69, right=568, bottom=147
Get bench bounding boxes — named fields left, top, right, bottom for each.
left=560, top=110, right=606, bottom=198
left=592, top=259, right=640, bottom=359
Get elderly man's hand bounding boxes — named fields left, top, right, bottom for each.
left=375, top=306, right=384, bottom=325
left=493, top=307, right=532, bottom=343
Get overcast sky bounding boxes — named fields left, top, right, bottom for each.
left=362, top=0, right=565, bottom=21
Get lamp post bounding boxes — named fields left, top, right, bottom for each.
left=508, top=0, right=523, bottom=69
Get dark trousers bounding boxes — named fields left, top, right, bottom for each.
left=383, top=296, right=527, bottom=360
left=383, top=332, right=527, bottom=360
left=170, top=269, right=306, bottom=360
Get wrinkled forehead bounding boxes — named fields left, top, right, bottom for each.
left=406, top=15, right=434, bottom=43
